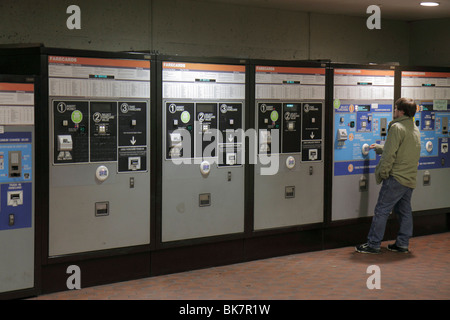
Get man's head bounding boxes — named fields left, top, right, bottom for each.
left=394, top=97, right=417, bottom=119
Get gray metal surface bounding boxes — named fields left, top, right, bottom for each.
left=254, top=154, right=324, bottom=230
left=162, top=160, right=245, bottom=242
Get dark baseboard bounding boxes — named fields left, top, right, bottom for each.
left=41, top=252, right=151, bottom=294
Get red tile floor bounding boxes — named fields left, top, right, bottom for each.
left=31, top=232, right=449, bottom=300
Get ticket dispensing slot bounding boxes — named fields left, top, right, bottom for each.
left=285, top=186, right=295, bottom=198
left=8, top=190, right=24, bottom=207
left=199, top=193, right=211, bottom=207
left=442, top=117, right=448, bottom=135
left=8, top=151, right=22, bottom=178
left=95, top=201, right=109, bottom=217
left=309, top=149, right=318, bottom=161
left=128, top=157, right=141, bottom=171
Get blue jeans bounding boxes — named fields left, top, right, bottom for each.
left=367, top=176, right=414, bottom=249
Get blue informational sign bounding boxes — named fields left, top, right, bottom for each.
left=416, top=102, right=450, bottom=170
left=0, top=182, right=32, bottom=230
left=0, top=132, right=32, bottom=183
left=0, top=132, right=33, bottom=230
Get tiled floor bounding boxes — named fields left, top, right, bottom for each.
left=31, top=232, right=449, bottom=300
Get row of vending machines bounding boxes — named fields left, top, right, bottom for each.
left=0, top=45, right=449, bottom=298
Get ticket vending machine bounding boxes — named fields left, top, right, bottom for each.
left=0, top=46, right=153, bottom=292
left=398, top=67, right=450, bottom=212
left=252, top=62, right=326, bottom=230
left=331, top=65, right=395, bottom=221
left=160, top=58, right=246, bottom=242
left=0, top=76, right=36, bottom=297
left=47, top=52, right=152, bottom=256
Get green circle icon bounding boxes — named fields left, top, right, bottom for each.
left=333, top=99, right=341, bottom=109
left=270, top=110, right=279, bottom=122
left=181, top=111, right=191, bottom=124
left=71, top=110, right=83, bottom=124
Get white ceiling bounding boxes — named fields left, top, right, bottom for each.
left=201, top=0, right=450, bottom=21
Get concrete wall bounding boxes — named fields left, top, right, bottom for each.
left=0, top=0, right=448, bottom=66
left=0, top=0, right=151, bottom=51
left=310, top=13, right=410, bottom=65
left=409, top=18, right=450, bottom=67
left=152, top=0, right=309, bottom=59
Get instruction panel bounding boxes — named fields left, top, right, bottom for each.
left=401, top=71, right=450, bottom=170
left=333, top=69, right=394, bottom=176
left=163, top=62, right=245, bottom=166
left=49, top=56, right=150, bottom=172
left=255, top=66, right=324, bottom=162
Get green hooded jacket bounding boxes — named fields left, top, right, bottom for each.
left=373, top=115, right=421, bottom=189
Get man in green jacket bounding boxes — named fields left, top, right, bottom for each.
left=356, top=98, right=421, bottom=254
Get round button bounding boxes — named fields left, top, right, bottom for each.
left=96, top=165, right=109, bottom=182
left=181, top=111, right=191, bottom=124
left=286, top=156, right=296, bottom=169
left=270, top=110, right=279, bottom=122
left=71, top=110, right=83, bottom=124
left=426, top=141, right=433, bottom=153
left=200, top=160, right=211, bottom=175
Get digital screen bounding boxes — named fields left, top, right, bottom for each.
left=422, top=83, right=435, bottom=87
left=197, top=103, right=216, bottom=113
left=285, top=103, right=300, bottom=111
left=422, top=104, right=433, bottom=111
left=283, top=81, right=300, bottom=84
left=357, top=105, right=371, bottom=112
left=89, top=74, right=115, bottom=79
left=195, top=79, right=216, bottom=82
left=91, top=102, right=113, bottom=112
left=357, top=82, right=372, bottom=85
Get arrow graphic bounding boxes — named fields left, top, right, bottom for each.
left=131, top=136, right=136, bottom=145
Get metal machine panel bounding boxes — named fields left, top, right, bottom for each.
left=253, top=65, right=325, bottom=230
left=48, top=54, right=151, bottom=256
left=161, top=61, right=245, bottom=242
left=400, top=69, right=450, bottom=211
left=0, top=80, right=35, bottom=294
left=332, top=67, right=395, bottom=221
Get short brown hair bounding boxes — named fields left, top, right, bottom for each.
left=395, top=97, right=417, bottom=118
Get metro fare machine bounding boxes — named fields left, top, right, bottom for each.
left=0, top=46, right=153, bottom=281
left=45, top=50, right=153, bottom=260
left=252, top=61, right=326, bottom=231
left=397, top=67, right=450, bottom=212
left=0, top=75, right=36, bottom=298
left=331, top=64, right=395, bottom=221
left=159, top=57, right=247, bottom=243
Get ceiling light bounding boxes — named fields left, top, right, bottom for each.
left=420, top=2, right=440, bottom=6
